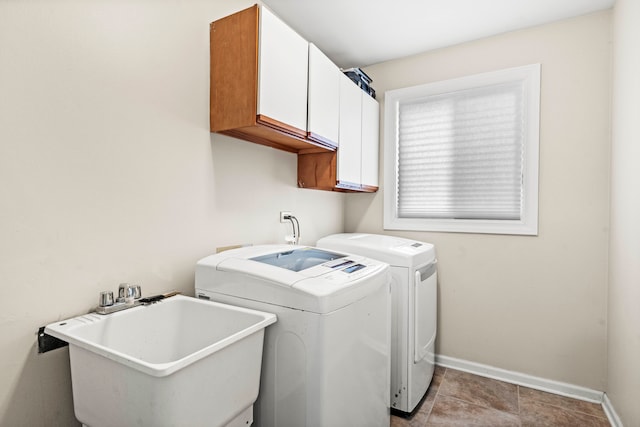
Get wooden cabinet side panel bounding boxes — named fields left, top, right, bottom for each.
left=210, top=5, right=259, bottom=132
left=297, top=152, right=337, bottom=190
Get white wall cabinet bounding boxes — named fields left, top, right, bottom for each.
left=337, top=74, right=380, bottom=191
left=307, top=43, right=340, bottom=148
left=210, top=5, right=335, bottom=153
left=210, top=4, right=378, bottom=192
left=361, top=92, right=380, bottom=189
left=257, top=6, right=308, bottom=134
left=337, top=74, right=364, bottom=189
left=298, top=75, right=380, bottom=193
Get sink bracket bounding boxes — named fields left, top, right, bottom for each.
left=37, top=326, right=68, bottom=354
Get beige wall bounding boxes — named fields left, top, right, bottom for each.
left=0, top=1, right=621, bottom=424
left=608, top=0, right=640, bottom=424
left=0, top=1, right=344, bottom=425
left=348, top=11, right=611, bottom=390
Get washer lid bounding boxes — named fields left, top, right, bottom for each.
left=195, top=245, right=390, bottom=313
left=317, top=233, right=436, bottom=268
left=249, top=247, right=346, bottom=272
left=215, top=246, right=358, bottom=287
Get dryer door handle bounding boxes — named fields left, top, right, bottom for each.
left=416, top=260, right=437, bottom=281
left=414, top=264, right=437, bottom=363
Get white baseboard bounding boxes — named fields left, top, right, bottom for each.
left=602, top=393, right=624, bottom=427
left=435, top=354, right=604, bottom=403
left=435, top=355, right=626, bottom=426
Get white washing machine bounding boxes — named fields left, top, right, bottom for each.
left=195, top=245, right=391, bottom=427
left=317, top=233, right=437, bottom=415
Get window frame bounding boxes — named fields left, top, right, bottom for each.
left=383, top=64, right=541, bottom=235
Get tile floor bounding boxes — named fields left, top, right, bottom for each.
left=391, top=367, right=611, bottom=427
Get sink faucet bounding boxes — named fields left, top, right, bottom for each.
left=97, top=283, right=142, bottom=315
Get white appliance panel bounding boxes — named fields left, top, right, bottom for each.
left=316, top=233, right=438, bottom=415
left=194, top=244, right=391, bottom=427
left=196, top=282, right=390, bottom=427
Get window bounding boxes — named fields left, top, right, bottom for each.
left=383, top=64, right=540, bottom=235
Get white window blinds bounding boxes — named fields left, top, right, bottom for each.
left=384, top=64, right=540, bottom=235
left=397, top=82, right=525, bottom=220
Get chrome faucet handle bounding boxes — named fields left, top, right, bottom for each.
left=117, top=283, right=131, bottom=302
left=131, top=285, right=142, bottom=299
left=99, top=291, right=114, bottom=307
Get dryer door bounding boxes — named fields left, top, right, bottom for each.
left=414, top=261, right=437, bottom=363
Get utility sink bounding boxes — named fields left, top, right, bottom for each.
left=45, top=295, right=276, bottom=427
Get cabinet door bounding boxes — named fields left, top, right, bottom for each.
left=337, top=75, right=362, bottom=187
left=361, top=93, right=380, bottom=189
left=257, top=6, right=308, bottom=133
left=307, top=43, right=340, bottom=148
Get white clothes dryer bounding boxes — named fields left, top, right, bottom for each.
left=195, top=245, right=391, bottom=427
left=317, top=233, right=437, bottom=415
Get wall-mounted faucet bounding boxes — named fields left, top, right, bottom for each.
left=280, top=211, right=301, bottom=245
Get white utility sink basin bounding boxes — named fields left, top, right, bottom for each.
left=45, top=295, right=276, bottom=427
